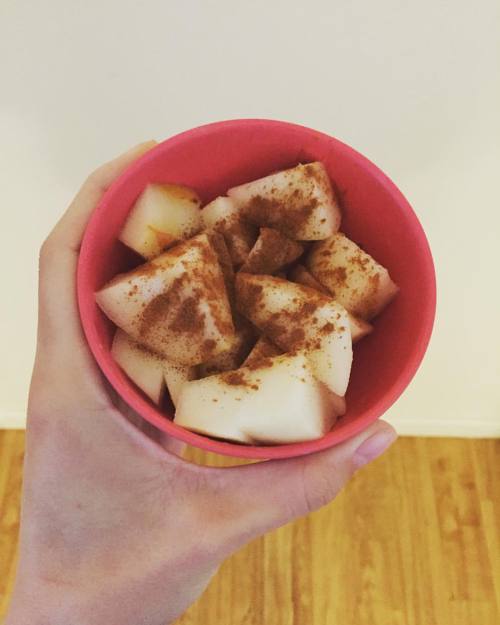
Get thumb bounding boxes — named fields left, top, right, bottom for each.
left=216, top=420, right=397, bottom=549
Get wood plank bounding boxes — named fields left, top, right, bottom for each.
left=0, top=433, right=498, bottom=624
left=0, top=431, right=24, bottom=617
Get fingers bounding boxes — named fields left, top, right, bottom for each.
left=213, top=420, right=397, bottom=550
left=47, top=140, right=157, bottom=251
left=37, top=141, right=156, bottom=348
left=32, top=142, right=157, bottom=414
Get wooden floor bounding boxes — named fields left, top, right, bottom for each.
left=1, top=431, right=499, bottom=624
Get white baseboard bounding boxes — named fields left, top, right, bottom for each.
left=1, top=411, right=499, bottom=438
left=0, top=411, right=27, bottom=429
left=389, top=417, right=500, bottom=438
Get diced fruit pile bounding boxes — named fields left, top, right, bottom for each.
left=96, top=162, right=398, bottom=445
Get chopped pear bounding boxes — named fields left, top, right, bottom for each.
left=242, top=336, right=282, bottom=367
left=174, top=353, right=337, bottom=444
left=228, top=162, right=341, bottom=240
left=198, top=320, right=256, bottom=377
left=201, top=196, right=257, bottom=265
left=235, top=274, right=352, bottom=396
left=205, top=230, right=235, bottom=304
left=111, top=329, right=166, bottom=404
left=112, top=329, right=195, bottom=406
left=119, top=184, right=202, bottom=259
left=288, top=263, right=330, bottom=294
left=288, top=264, right=372, bottom=343
left=347, top=315, right=373, bottom=343
left=96, top=233, right=235, bottom=365
left=164, top=361, right=197, bottom=407
left=240, top=228, right=303, bottom=274
left=306, top=233, right=399, bottom=319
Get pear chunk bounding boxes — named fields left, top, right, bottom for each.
left=175, top=353, right=337, bottom=444
left=111, top=330, right=195, bottom=406
left=201, top=196, right=257, bottom=265
left=235, top=274, right=352, bottom=396
left=119, top=184, right=202, bottom=259
left=96, top=233, right=235, bottom=365
left=228, top=162, right=341, bottom=240
left=240, top=228, right=303, bottom=275
left=306, top=233, right=398, bottom=319
left=288, top=264, right=372, bottom=343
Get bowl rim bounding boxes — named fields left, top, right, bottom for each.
left=77, top=118, right=436, bottom=459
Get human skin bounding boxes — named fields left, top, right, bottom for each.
left=4, top=142, right=397, bottom=625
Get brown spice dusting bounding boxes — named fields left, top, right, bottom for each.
left=321, top=322, right=335, bottom=334
left=369, top=273, right=381, bottom=287
left=223, top=370, right=247, bottom=386
left=288, top=327, right=305, bottom=345
left=356, top=273, right=382, bottom=319
left=300, top=300, right=318, bottom=316
left=245, top=356, right=275, bottom=371
left=350, top=252, right=371, bottom=271
left=170, top=297, right=205, bottom=334
left=242, top=192, right=319, bottom=238
left=332, top=266, right=348, bottom=285
left=139, top=292, right=171, bottom=337
left=240, top=228, right=303, bottom=275
left=202, top=339, right=217, bottom=357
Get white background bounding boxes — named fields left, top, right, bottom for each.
left=1, top=0, right=499, bottom=434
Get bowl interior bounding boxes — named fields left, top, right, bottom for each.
left=78, top=119, right=435, bottom=459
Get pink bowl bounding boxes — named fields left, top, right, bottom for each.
left=78, top=119, right=436, bottom=459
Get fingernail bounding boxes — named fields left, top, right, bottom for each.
left=133, top=140, right=157, bottom=154
left=352, top=429, right=397, bottom=469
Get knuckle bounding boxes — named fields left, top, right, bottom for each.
left=26, top=408, right=54, bottom=439
left=85, top=168, right=106, bottom=192
left=39, top=236, right=55, bottom=264
left=299, top=461, right=348, bottom=515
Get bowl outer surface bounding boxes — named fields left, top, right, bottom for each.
left=78, top=119, right=436, bottom=459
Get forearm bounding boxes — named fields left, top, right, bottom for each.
left=4, top=554, right=219, bottom=625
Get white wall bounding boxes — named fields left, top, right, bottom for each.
left=1, top=0, right=499, bottom=435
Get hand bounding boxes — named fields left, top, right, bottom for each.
left=5, top=144, right=397, bottom=625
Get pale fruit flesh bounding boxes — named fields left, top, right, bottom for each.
left=101, top=161, right=401, bottom=446
left=96, top=233, right=235, bottom=365
left=235, top=274, right=352, bottom=396
left=288, top=263, right=330, bottom=294
left=205, top=230, right=235, bottom=305
left=197, top=320, right=256, bottom=377
left=201, top=196, right=257, bottom=265
left=242, top=336, right=282, bottom=367
left=240, top=228, right=303, bottom=274
left=164, top=361, right=197, bottom=407
left=306, top=232, right=399, bottom=320
left=174, top=353, right=337, bottom=444
left=111, top=329, right=166, bottom=404
left=347, top=315, right=373, bottom=343
left=119, top=184, right=202, bottom=260
left=228, top=162, right=341, bottom=240
left=288, top=264, right=373, bottom=343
